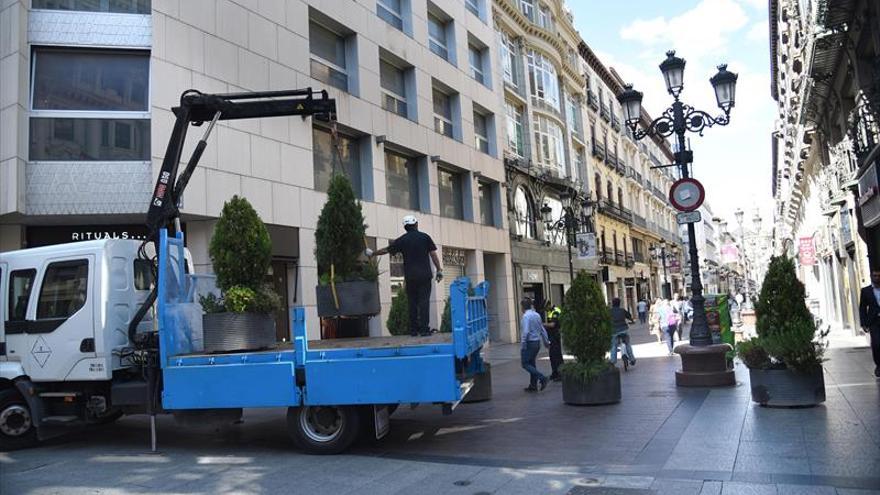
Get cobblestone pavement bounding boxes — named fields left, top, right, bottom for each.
left=2, top=323, right=878, bottom=495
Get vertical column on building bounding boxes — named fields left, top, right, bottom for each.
left=0, top=1, right=28, bottom=248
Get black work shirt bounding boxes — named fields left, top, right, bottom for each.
left=389, top=230, right=437, bottom=283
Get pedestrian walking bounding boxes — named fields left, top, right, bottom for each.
left=520, top=298, right=549, bottom=392
left=609, top=298, right=636, bottom=366
left=544, top=304, right=563, bottom=382
left=658, top=300, right=677, bottom=355
left=369, top=215, right=443, bottom=336
left=637, top=298, right=648, bottom=324
left=650, top=298, right=663, bottom=343
left=671, top=294, right=684, bottom=340
left=858, top=270, right=880, bottom=378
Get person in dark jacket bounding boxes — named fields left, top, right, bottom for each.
left=858, top=270, right=880, bottom=378
left=609, top=297, right=636, bottom=366
left=544, top=304, right=563, bottom=381
left=370, top=215, right=443, bottom=336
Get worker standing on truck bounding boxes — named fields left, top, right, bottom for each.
left=368, top=215, right=443, bottom=336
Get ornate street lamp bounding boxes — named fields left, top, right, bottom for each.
left=542, top=192, right=595, bottom=283
left=617, top=50, right=738, bottom=351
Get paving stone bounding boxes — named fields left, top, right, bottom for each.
left=775, top=484, right=836, bottom=495
left=720, top=481, right=778, bottom=494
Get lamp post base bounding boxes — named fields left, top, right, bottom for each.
left=673, top=343, right=735, bottom=387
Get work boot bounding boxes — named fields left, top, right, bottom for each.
left=524, top=386, right=538, bottom=393
left=539, top=377, right=548, bottom=391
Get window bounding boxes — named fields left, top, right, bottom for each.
left=465, top=0, right=480, bottom=17
left=427, top=10, right=450, bottom=61
left=527, top=50, right=560, bottom=111
left=473, top=111, right=489, bottom=154
left=134, top=259, right=153, bottom=291
left=29, top=48, right=150, bottom=161
left=438, top=167, right=464, bottom=220
left=468, top=42, right=485, bottom=84
left=309, top=20, right=348, bottom=91
left=606, top=181, right=613, bottom=204
left=565, top=94, right=582, bottom=135
left=8, top=269, right=36, bottom=322
left=478, top=181, right=496, bottom=226
left=312, top=126, right=362, bottom=197
left=543, top=197, right=565, bottom=245
left=537, top=3, right=553, bottom=30
left=37, top=260, right=88, bottom=320
left=574, top=145, right=586, bottom=179
left=32, top=0, right=150, bottom=14
left=594, top=174, right=602, bottom=200
left=385, top=150, right=420, bottom=210
left=505, top=100, right=524, bottom=157
left=498, top=30, right=519, bottom=87
left=514, top=186, right=536, bottom=239
left=380, top=59, right=407, bottom=117
left=618, top=188, right=624, bottom=208
left=533, top=115, right=565, bottom=174
left=433, top=87, right=454, bottom=138
left=519, top=0, right=535, bottom=21
left=376, top=0, right=403, bottom=30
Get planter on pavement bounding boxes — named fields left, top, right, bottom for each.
left=749, top=365, right=825, bottom=407
left=562, top=365, right=621, bottom=405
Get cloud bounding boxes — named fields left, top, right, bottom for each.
left=746, top=20, right=769, bottom=42
left=737, top=0, right=768, bottom=9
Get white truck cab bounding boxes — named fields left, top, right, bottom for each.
left=0, top=239, right=192, bottom=449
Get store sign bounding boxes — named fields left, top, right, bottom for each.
left=523, top=268, right=542, bottom=282
left=667, top=258, right=681, bottom=273
left=576, top=232, right=597, bottom=259
left=720, top=243, right=739, bottom=264
left=798, top=237, right=816, bottom=266
left=26, top=225, right=153, bottom=248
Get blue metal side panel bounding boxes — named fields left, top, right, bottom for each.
left=162, top=362, right=301, bottom=409
left=303, top=355, right=459, bottom=405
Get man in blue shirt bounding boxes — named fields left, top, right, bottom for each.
left=520, top=298, right=550, bottom=392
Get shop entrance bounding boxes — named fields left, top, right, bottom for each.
left=522, top=283, right=545, bottom=315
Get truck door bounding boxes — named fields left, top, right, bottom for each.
left=0, top=261, right=6, bottom=359
left=22, top=256, right=96, bottom=382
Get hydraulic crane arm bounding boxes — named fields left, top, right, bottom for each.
left=130, top=88, right=336, bottom=349
left=146, top=88, right=337, bottom=239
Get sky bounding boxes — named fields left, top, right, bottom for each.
left=569, top=0, right=775, bottom=232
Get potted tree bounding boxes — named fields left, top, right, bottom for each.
left=559, top=272, right=620, bottom=405
left=201, top=195, right=281, bottom=352
left=386, top=290, right=409, bottom=336
left=737, top=256, right=827, bottom=407
left=314, top=174, right=380, bottom=317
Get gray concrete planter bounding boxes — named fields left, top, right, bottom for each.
left=749, top=365, right=826, bottom=407
left=316, top=281, right=381, bottom=318
left=462, top=362, right=492, bottom=403
left=202, top=312, right=275, bottom=353
left=562, top=365, right=621, bottom=406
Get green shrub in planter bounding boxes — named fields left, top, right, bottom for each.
left=440, top=298, right=451, bottom=333
left=209, top=195, right=272, bottom=292
left=736, top=337, right=771, bottom=369
left=387, top=290, right=409, bottom=336
left=315, top=174, right=376, bottom=283
left=559, top=272, right=613, bottom=382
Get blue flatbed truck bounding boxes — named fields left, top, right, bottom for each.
left=156, top=230, right=490, bottom=454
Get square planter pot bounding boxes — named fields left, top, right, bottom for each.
left=562, top=365, right=621, bottom=405
left=202, top=312, right=276, bottom=353
left=749, top=365, right=825, bottom=407
left=316, top=280, right=381, bottom=318
left=462, top=362, right=492, bottom=403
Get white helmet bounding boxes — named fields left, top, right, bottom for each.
left=402, top=215, right=418, bottom=226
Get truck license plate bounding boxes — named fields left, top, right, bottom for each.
left=374, top=405, right=390, bottom=440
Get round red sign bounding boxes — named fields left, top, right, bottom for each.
left=668, top=178, right=705, bottom=212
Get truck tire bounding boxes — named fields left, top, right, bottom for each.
left=287, top=405, right=360, bottom=455
left=0, top=389, right=37, bottom=450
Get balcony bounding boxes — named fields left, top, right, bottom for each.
left=614, top=250, right=625, bottom=266
left=632, top=213, right=647, bottom=229
left=600, top=103, right=611, bottom=122
left=601, top=248, right=614, bottom=265
left=652, top=185, right=666, bottom=201
left=606, top=154, right=616, bottom=167
left=587, top=90, right=599, bottom=110
left=615, top=160, right=627, bottom=176
left=611, top=113, right=621, bottom=132
left=627, top=167, right=643, bottom=185
left=592, top=142, right=606, bottom=160
left=626, top=254, right=635, bottom=268
left=633, top=250, right=646, bottom=263
left=597, top=199, right=633, bottom=224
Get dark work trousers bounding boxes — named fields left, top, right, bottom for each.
left=546, top=326, right=563, bottom=378
left=406, top=278, right=432, bottom=336
left=871, top=327, right=880, bottom=370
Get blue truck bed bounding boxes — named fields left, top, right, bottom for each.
left=155, top=230, right=489, bottom=412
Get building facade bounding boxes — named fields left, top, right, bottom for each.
left=0, top=0, right=518, bottom=342
left=769, top=0, right=877, bottom=333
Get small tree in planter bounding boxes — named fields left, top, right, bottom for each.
left=387, top=290, right=409, bottom=336
left=736, top=255, right=827, bottom=406
left=314, top=174, right=380, bottom=317
left=201, top=195, right=281, bottom=352
left=559, top=272, right=619, bottom=405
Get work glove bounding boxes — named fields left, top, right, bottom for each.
left=435, top=270, right=443, bottom=282
left=364, top=248, right=374, bottom=258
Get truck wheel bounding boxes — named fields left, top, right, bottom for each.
left=0, top=389, right=37, bottom=450
left=287, top=405, right=360, bottom=455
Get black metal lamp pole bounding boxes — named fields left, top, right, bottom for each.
left=617, top=51, right=738, bottom=347
left=542, top=195, right=595, bottom=284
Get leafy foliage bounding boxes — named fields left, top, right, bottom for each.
left=744, top=256, right=826, bottom=372
left=205, top=195, right=280, bottom=314
left=736, top=337, right=771, bottom=369
left=387, top=290, right=409, bottom=336
left=440, top=298, right=451, bottom=333
left=315, top=174, right=376, bottom=283
left=208, top=196, right=272, bottom=292
left=559, top=272, right=612, bottom=382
